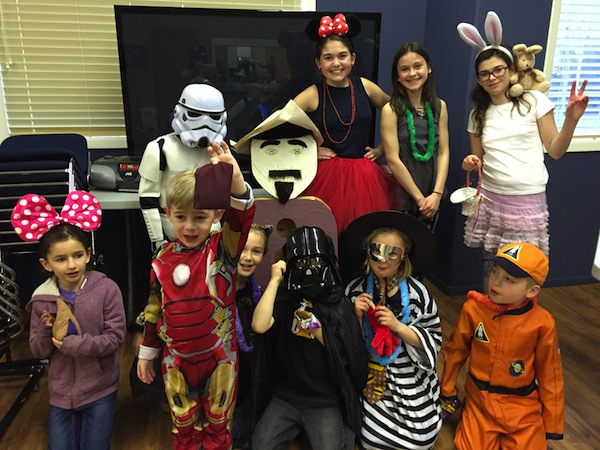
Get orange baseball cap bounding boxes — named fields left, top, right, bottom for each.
left=489, top=242, right=549, bottom=286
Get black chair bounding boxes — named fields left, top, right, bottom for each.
left=0, top=133, right=89, bottom=438
left=0, top=133, right=88, bottom=189
left=0, top=255, right=45, bottom=438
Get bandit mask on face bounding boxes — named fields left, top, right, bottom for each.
left=368, top=243, right=405, bottom=263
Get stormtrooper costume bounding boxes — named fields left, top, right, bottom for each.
left=138, top=83, right=228, bottom=246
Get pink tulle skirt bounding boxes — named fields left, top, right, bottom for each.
left=464, top=188, right=549, bottom=255
left=303, top=157, right=395, bottom=235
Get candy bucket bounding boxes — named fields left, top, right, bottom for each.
left=450, top=166, right=485, bottom=217
left=450, top=186, right=479, bottom=216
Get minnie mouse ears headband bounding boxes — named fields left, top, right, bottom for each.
left=305, top=13, right=361, bottom=41
left=11, top=190, right=102, bottom=242
left=457, top=11, right=513, bottom=63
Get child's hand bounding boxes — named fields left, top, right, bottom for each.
left=208, top=140, right=237, bottom=167
left=270, top=260, right=287, bottom=285
left=252, top=261, right=284, bottom=334
left=51, top=337, right=63, bottom=349
left=137, top=358, right=156, bottom=384
left=317, top=146, right=337, bottom=160
left=374, top=305, right=401, bottom=333
left=364, top=145, right=383, bottom=161
left=41, top=310, right=54, bottom=327
left=208, top=141, right=246, bottom=196
left=354, top=293, right=375, bottom=319
left=565, top=79, right=589, bottom=122
left=461, top=154, right=480, bottom=171
left=418, top=194, right=441, bottom=219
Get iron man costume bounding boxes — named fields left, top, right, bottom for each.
left=141, top=199, right=255, bottom=450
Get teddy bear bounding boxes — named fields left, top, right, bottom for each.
left=509, top=43, right=551, bottom=97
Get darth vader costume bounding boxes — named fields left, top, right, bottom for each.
left=251, top=226, right=368, bottom=447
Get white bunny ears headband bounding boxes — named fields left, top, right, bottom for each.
left=457, top=11, right=513, bottom=63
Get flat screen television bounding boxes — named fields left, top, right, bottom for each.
left=114, top=6, right=382, bottom=160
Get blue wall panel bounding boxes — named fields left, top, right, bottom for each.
left=318, top=0, right=598, bottom=293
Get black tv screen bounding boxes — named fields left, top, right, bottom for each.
left=114, top=6, right=382, bottom=158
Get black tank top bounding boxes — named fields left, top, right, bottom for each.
left=308, top=74, right=374, bottom=158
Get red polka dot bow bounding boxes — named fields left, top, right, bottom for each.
left=318, top=13, right=349, bottom=38
left=11, top=190, right=102, bottom=242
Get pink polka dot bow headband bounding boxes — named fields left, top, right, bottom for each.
left=318, top=13, right=349, bottom=38
left=11, top=190, right=102, bottom=242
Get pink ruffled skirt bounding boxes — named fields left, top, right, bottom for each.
left=463, top=188, right=549, bottom=256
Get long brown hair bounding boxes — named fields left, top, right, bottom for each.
left=389, top=42, right=439, bottom=117
left=470, top=46, right=531, bottom=136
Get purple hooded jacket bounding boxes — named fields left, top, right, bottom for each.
left=26, top=270, right=126, bottom=409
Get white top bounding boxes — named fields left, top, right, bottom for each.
left=468, top=91, right=555, bottom=195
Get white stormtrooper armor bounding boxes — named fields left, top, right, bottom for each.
left=171, top=84, right=227, bottom=149
left=138, top=83, right=227, bottom=247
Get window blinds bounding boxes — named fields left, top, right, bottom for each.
left=0, top=0, right=301, bottom=140
left=547, top=0, right=600, bottom=137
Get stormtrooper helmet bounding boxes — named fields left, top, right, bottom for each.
left=284, top=226, right=341, bottom=299
left=171, top=84, right=227, bottom=148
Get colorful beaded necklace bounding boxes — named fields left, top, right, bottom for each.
left=235, top=275, right=261, bottom=353
left=362, top=272, right=411, bottom=365
left=322, top=77, right=356, bottom=144
left=402, top=101, right=436, bottom=162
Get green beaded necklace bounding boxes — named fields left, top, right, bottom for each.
left=402, top=102, right=436, bottom=162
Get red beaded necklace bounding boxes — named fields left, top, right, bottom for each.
left=322, top=77, right=356, bottom=144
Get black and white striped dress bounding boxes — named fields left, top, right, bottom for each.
left=346, top=276, right=442, bottom=450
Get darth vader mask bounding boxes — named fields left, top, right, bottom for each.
left=284, top=226, right=341, bottom=299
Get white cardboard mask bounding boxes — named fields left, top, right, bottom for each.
left=250, top=135, right=317, bottom=202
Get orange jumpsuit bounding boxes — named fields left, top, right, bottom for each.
left=441, top=291, right=564, bottom=450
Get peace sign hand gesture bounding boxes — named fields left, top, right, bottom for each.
left=565, top=80, right=589, bottom=123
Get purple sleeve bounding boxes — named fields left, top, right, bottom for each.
left=28, top=301, right=56, bottom=359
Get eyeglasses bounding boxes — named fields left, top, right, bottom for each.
left=477, top=65, right=508, bottom=82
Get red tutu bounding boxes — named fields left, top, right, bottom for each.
left=303, top=157, right=395, bottom=235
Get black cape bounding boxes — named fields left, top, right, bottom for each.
left=250, top=286, right=369, bottom=435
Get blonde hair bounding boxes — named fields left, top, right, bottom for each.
left=363, top=227, right=413, bottom=280
left=166, top=168, right=197, bottom=209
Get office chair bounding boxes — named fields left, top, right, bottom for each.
left=0, top=133, right=89, bottom=438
